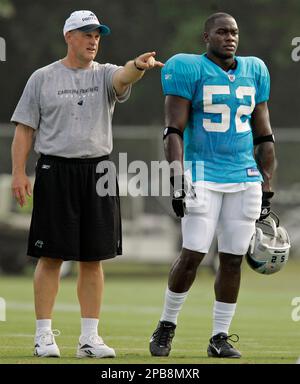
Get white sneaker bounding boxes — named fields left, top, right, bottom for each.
left=34, top=329, right=61, bottom=357
left=76, top=334, right=116, bottom=358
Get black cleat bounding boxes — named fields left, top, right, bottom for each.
left=207, top=332, right=241, bottom=358
left=149, top=321, right=176, bottom=356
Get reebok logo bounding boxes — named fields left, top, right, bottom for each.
left=85, top=350, right=95, bottom=356
left=247, top=168, right=260, bottom=177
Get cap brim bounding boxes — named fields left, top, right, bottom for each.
left=77, top=24, right=111, bottom=35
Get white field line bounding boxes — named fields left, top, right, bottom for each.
left=6, top=301, right=162, bottom=314
left=0, top=346, right=148, bottom=352
left=2, top=334, right=151, bottom=341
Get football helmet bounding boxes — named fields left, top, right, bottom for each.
left=246, top=212, right=290, bottom=275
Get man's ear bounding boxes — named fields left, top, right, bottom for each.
left=203, top=31, right=209, bottom=44
left=64, top=31, right=73, bottom=44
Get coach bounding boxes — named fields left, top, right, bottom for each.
left=11, top=10, right=163, bottom=358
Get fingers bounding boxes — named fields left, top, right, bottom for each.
left=147, top=56, right=164, bottom=68
left=135, top=51, right=164, bottom=70
left=11, top=178, right=32, bottom=207
left=146, top=56, right=156, bottom=69
left=25, top=181, right=32, bottom=197
left=153, top=60, right=164, bottom=68
left=12, top=186, right=26, bottom=207
left=139, top=51, right=156, bottom=61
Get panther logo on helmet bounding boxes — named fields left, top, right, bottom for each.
left=246, top=212, right=290, bottom=275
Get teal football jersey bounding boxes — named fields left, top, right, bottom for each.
left=161, top=53, right=270, bottom=183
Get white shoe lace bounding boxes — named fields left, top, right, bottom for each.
left=88, top=334, right=104, bottom=346
left=38, top=329, right=60, bottom=346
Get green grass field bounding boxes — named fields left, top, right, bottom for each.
left=0, top=260, right=299, bottom=364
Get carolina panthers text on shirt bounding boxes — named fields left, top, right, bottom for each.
left=57, top=86, right=99, bottom=96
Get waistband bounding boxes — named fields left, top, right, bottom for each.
left=40, top=154, right=110, bottom=164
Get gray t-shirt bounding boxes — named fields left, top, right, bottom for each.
left=11, top=61, right=131, bottom=158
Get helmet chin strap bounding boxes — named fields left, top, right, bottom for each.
left=268, top=217, right=278, bottom=245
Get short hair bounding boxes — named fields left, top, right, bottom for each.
left=204, top=12, right=235, bottom=32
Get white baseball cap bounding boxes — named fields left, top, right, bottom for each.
left=63, top=10, right=111, bottom=36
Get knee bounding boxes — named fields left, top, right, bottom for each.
left=179, top=249, right=204, bottom=272
left=79, top=261, right=102, bottom=274
left=219, top=254, right=243, bottom=273
left=38, top=257, right=63, bottom=271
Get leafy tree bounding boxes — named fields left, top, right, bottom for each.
left=0, top=0, right=14, bottom=18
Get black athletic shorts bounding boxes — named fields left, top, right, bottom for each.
left=27, top=154, right=122, bottom=261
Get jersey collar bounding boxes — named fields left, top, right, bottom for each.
left=203, top=53, right=240, bottom=76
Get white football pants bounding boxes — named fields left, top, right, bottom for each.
left=182, top=182, right=262, bottom=255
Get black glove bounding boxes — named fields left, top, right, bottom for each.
left=170, top=175, right=193, bottom=218
left=259, top=191, right=274, bottom=221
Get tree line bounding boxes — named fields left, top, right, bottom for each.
left=0, top=0, right=299, bottom=126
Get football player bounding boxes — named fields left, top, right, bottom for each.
left=150, top=12, right=276, bottom=358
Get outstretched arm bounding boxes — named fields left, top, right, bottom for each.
left=113, top=51, right=164, bottom=96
